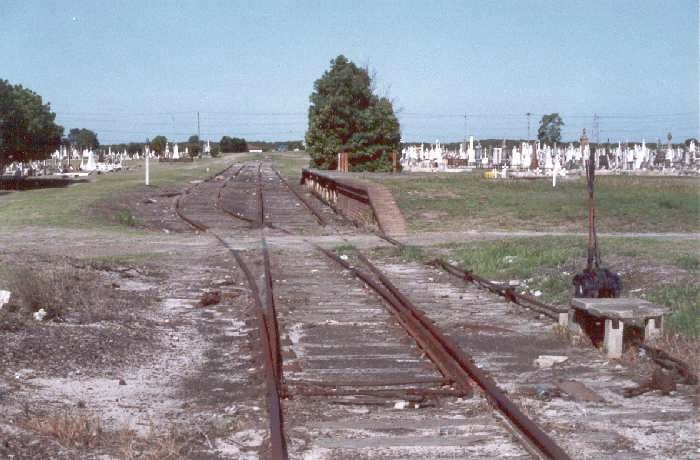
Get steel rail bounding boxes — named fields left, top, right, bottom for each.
left=256, top=162, right=264, bottom=228
left=315, top=246, right=474, bottom=395
left=299, top=169, right=567, bottom=320
left=215, top=164, right=248, bottom=220
left=173, top=161, right=243, bottom=232
left=223, top=239, right=289, bottom=460
left=430, top=259, right=567, bottom=320
left=261, top=223, right=283, bottom=384
left=172, top=162, right=289, bottom=459
left=319, top=246, right=572, bottom=460
left=273, top=168, right=328, bottom=226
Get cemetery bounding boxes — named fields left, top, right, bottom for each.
left=400, top=133, right=699, bottom=178
left=0, top=3, right=697, bottom=455
left=0, top=140, right=215, bottom=187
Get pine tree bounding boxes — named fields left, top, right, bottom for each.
left=305, top=55, right=400, bottom=171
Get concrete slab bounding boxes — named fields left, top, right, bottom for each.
left=571, top=298, right=669, bottom=325
left=571, top=298, right=670, bottom=357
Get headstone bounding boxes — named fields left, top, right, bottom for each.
left=467, top=136, right=475, bottom=165
left=0, top=290, right=10, bottom=309
left=81, top=149, right=97, bottom=171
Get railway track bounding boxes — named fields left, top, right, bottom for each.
left=172, top=158, right=574, bottom=459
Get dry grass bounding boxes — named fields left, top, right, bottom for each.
left=0, top=259, right=149, bottom=329
left=5, top=263, right=88, bottom=321
left=20, top=411, right=104, bottom=449
left=119, top=426, right=194, bottom=459
left=549, top=323, right=594, bottom=348
left=652, top=334, right=700, bottom=376
left=19, top=411, right=194, bottom=457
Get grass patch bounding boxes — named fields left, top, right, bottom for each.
left=674, top=254, right=700, bottom=271
left=114, top=210, right=138, bottom=227
left=397, top=245, right=425, bottom=263
left=441, top=236, right=700, bottom=330
left=0, top=154, right=240, bottom=230
left=268, top=150, right=311, bottom=178
left=334, top=243, right=355, bottom=255
left=648, top=282, right=700, bottom=338
left=451, top=237, right=580, bottom=280
left=379, top=173, right=700, bottom=233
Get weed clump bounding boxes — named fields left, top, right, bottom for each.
left=0, top=264, right=104, bottom=329
left=20, top=411, right=104, bottom=449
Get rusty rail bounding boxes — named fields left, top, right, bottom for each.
left=319, top=246, right=572, bottom=460
left=262, top=236, right=283, bottom=383
left=173, top=162, right=242, bottom=232
left=173, top=162, right=289, bottom=459
left=256, top=162, right=265, bottom=228
left=316, top=247, right=478, bottom=393
left=274, top=168, right=328, bottom=226
left=215, top=164, right=250, bottom=222
left=225, top=240, right=288, bottom=459
left=430, top=259, right=568, bottom=321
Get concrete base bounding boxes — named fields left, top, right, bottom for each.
left=603, top=319, right=623, bottom=359
left=570, top=297, right=669, bottom=359
left=644, top=317, right=663, bottom=343
left=558, top=311, right=569, bottom=327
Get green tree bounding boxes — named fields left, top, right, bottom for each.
left=305, top=55, right=401, bottom=171
left=127, top=142, right=142, bottom=154
left=537, top=113, right=564, bottom=145
left=0, top=79, right=63, bottom=172
left=219, top=136, right=248, bottom=153
left=188, top=135, right=201, bottom=157
left=67, top=128, right=99, bottom=150
left=151, top=135, right=167, bottom=156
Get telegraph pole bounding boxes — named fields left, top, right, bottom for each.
left=197, top=111, right=201, bottom=139
left=526, top=112, right=532, bottom=141
left=464, top=113, right=468, bottom=149
left=593, top=113, right=600, bottom=147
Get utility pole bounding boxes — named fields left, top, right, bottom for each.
left=197, top=111, right=201, bottom=139
left=593, top=113, right=600, bottom=147
left=464, top=113, right=468, bottom=150
left=526, top=112, right=532, bottom=141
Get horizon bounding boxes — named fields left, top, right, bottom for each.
left=2, top=0, right=698, bottom=144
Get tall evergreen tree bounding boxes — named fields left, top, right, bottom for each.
left=305, top=55, right=400, bottom=171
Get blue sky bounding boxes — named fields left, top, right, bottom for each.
left=1, top=0, right=698, bottom=143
